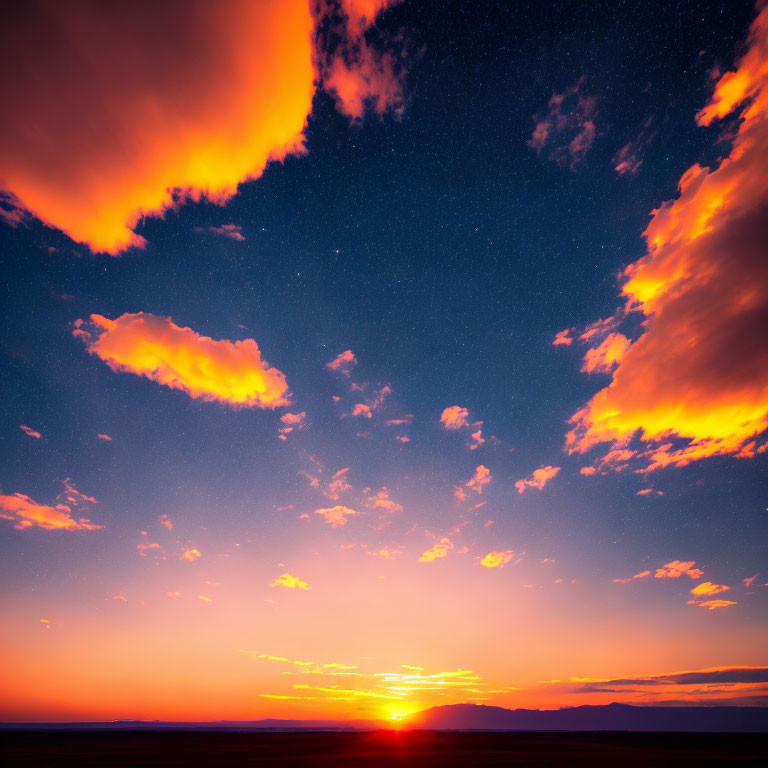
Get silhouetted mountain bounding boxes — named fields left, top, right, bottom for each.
left=402, top=702, right=768, bottom=732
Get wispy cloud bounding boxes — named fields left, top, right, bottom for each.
left=0, top=479, right=102, bottom=531
left=314, top=505, right=358, bottom=528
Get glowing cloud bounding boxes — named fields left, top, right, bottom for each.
left=75, top=313, right=290, bottom=408
left=206, top=224, right=245, bottom=242
left=440, top=406, right=470, bottom=430
left=419, top=538, right=454, bottom=563
left=158, top=514, right=173, bottom=530
left=97, top=433, right=112, bottom=441
left=0, top=479, right=102, bottom=531
left=464, top=465, right=492, bottom=495
left=655, top=560, right=703, bottom=579
left=325, top=350, right=357, bottom=375
left=690, top=581, right=730, bottom=598
left=271, top=573, right=310, bottom=590
left=567, top=6, right=768, bottom=470
left=696, top=599, right=738, bottom=610
left=0, top=1, right=405, bottom=254
left=314, top=505, right=358, bottom=528
left=553, top=329, right=574, bottom=346
left=180, top=548, right=201, bottom=563
left=480, top=550, right=516, bottom=568
left=19, top=424, right=41, bottom=439
left=581, top=333, right=631, bottom=374
left=514, top=465, right=560, bottom=494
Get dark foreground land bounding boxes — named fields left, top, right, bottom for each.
left=3, top=730, right=768, bottom=767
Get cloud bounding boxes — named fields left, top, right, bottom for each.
left=325, top=467, right=352, bottom=500
left=689, top=581, right=730, bottom=599
left=480, top=550, right=516, bottom=568
left=395, top=434, right=410, bottom=443
left=636, top=488, right=662, bottom=496
left=158, top=514, right=173, bottom=530
left=579, top=466, right=597, bottom=476
left=97, top=433, right=112, bottom=441
left=465, top=465, right=492, bottom=495
left=0, top=479, right=102, bottom=531
left=271, top=573, right=310, bottom=590
left=180, top=548, right=201, bottom=562
left=573, top=666, right=768, bottom=691
left=744, top=573, right=759, bottom=588
left=315, top=0, right=406, bottom=122
left=279, top=411, right=307, bottom=440
left=655, top=560, right=703, bottom=579
left=468, top=429, right=485, bottom=450
left=695, top=599, right=738, bottom=610
left=137, top=542, right=161, bottom=557
left=566, top=6, right=768, bottom=470
left=19, top=424, right=41, bottom=439
left=418, top=538, right=453, bottom=563
left=581, top=333, right=631, bottom=374
left=205, top=224, right=244, bottom=241
left=612, top=570, right=651, bottom=583
left=363, top=487, right=403, bottom=513
left=0, top=1, right=405, bottom=254
left=352, top=403, right=373, bottom=418
left=75, top=313, right=290, bottom=408
left=514, top=465, right=560, bottom=494
left=612, top=117, right=655, bottom=177
left=326, top=349, right=357, bottom=375
left=552, top=329, right=574, bottom=346
left=440, top=406, right=470, bottom=430
left=528, top=77, right=597, bottom=168
left=314, top=505, right=358, bottom=528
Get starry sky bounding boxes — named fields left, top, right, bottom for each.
left=1, top=0, right=767, bottom=722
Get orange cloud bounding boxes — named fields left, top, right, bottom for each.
left=612, top=570, right=651, bottom=583
left=440, top=406, right=470, bottom=430
left=316, top=1, right=406, bottom=122
left=0, top=1, right=404, bottom=254
left=0, top=479, right=102, bottom=531
left=136, top=542, right=161, bottom=557
left=325, top=350, right=357, bottom=375
left=552, top=329, right=574, bottom=346
left=690, top=581, right=730, bottom=598
left=19, top=424, right=41, bottom=439
left=480, top=550, right=516, bottom=568
left=180, top=548, right=201, bottom=562
left=314, top=505, right=358, bottom=528
left=466, top=465, right=492, bottom=495
left=514, top=465, right=560, bottom=494
left=468, top=429, right=485, bottom=450
left=744, top=573, right=759, bottom=588
left=352, top=403, right=373, bottom=418
left=279, top=411, right=307, bottom=440
left=581, top=333, right=631, bottom=374
left=418, top=538, right=453, bottom=563
left=695, top=599, right=738, bottom=610
left=363, top=488, right=403, bottom=514
left=76, top=313, right=289, bottom=408
left=158, top=514, right=173, bottom=530
left=271, top=573, right=310, bottom=590
left=395, top=435, right=410, bottom=443
left=97, top=433, right=112, bottom=441
left=655, top=560, right=703, bottom=579
left=636, top=488, right=663, bottom=496
left=325, top=468, right=352, bottom=500
left=579, top=466, right=597, bottom=476
left=567, top=6, right=768, bottom=470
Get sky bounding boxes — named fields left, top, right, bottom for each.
left=0, top=0, right=767, bottom=723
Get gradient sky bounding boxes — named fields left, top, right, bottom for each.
left=1, top=0, right=767, bottom=723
